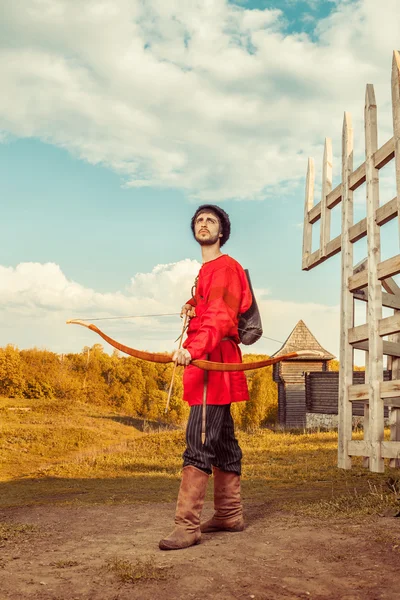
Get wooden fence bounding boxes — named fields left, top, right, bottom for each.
left=302, top=51, right=400, bottom=472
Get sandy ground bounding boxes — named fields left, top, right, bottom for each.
left=0, top=500, right=399, bottom=600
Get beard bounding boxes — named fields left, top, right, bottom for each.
left=195, top=230, right=221, bottom=246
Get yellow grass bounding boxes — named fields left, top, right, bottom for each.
left=0, top=397, right=144, bottom=480
left=1, top=396, right=399, bottom=516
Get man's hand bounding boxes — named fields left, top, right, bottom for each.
left=180, top=304, right=196, bottom=319
left=172, top=348, right=191, bottom=366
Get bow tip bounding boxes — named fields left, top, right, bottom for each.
left=66, top=319, right=90, bottom=328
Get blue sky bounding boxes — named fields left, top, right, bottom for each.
left=236, top=0, right=335, bottom=36
left=0, top=0, right=399, bottom=359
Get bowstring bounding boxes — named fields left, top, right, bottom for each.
left=71, top=312, right=180, bottom=321
left=70, top=313, right=283, bottom=345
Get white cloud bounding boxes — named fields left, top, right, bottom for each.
left=1, top=0, right=400, bottom=200
left=0, top=260, right=340, bottom=357
left=0, top=259, right=200, bottom=315
left=0, top=260, right=201, bottom=353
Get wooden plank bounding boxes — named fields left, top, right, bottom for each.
left=379, top=312, right=400, bottom=337
left=348, top=440, right=368, bottom=457
left=353, top=340, right=400, bottom=358
left=349, top=313, right=400, bottom=343
left=352, top=289, right=367, bottom=302
left=389, top=403, right=400, bottom=468
left=309, top=202, right=321, bottom=224
left=342, top=197, right=397, bottom=255
left=349, top=218, right=367, bottom=243
left=382, top=441, right=400, bottom=459
left=302, top=158, right=315, bottom=270
left=353, top=258, right=367, bottom=274
left=348, top=383, right=368, bottom=401
left=348, top=397, right=400, bottom=408
left=381, top=292, right=400, bottom=310
left=305, top=234, right=343, bottom=269
left=391, top=50, right=400, bottom=242
left=325, top=235, right=341, bottom=258
left=379, top=254, right=400, bottom=280
left=348, top=254, right=400, bottom=291
left=349, top=162, right=366, bottom=191
left=348, top=323, right=368, bottom=343
left=381, top=379, right=400, bottom=398
left=348, top=383, right=400, bottom=405
left=374, top=136, right=395, bottom=169
left=348, top=270, right=368, bottom=292
left=390, top=59, right=400, bottom=474
left=326, top=184, right=342, bottom=209
left=353, top=250, right=368, bottom=473
left=324, top=161, right=375, bottom=208
left=388, top=291, right=400, bottom=466
left=353, top=289, right=400, bottom=310
left=376, top=197, right=398, bottom=226
left=365, top=83, right=384, bottom=472
left=338, top=112, right=354, bottom=470
left=320, top=138, right=333, bottom=256
left=348, top=440, right=400, bottom=459
left=382, top=276, right=400, bottom=295
left=304, top=248, right=322, bottom=270
left=363, top=269, right=370, bottom=469
left=350, top=259, right=368, bottom=292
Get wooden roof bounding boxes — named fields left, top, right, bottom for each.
left=274, top=320, right=335, bottom=361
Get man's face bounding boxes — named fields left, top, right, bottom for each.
left=194, top=211, right=223, bottom=246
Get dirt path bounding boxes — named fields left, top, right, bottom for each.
left=0, top=501, right=399, bottom=600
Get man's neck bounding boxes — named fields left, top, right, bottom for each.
left=201, top=243, right=223, bottom=264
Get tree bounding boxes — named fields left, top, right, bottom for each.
left=0, top=345, right=24, bottom=397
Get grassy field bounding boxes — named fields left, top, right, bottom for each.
left=1, top=396, right=399, bottom=516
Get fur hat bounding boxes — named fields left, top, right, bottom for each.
left=190, top=204, right=231, bottom=247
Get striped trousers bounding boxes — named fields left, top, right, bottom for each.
left=183, top=404, right=242, bottom=475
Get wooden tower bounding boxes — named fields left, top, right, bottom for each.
left=302, top=51, right=400, bottom=472
left=273, top=320, right=334, bottom=428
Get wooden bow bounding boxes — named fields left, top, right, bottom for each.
left=67, top=319, right=324, bottom=371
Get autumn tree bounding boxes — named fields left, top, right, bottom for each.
left=0, top=345, right=277, bottom=429
left=0, top=345, right=24, bottom=397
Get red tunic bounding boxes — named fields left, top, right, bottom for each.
left=182, top=254, right=252, bottom=406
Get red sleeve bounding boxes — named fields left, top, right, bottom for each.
left=184, top=266, right=242, bottom=360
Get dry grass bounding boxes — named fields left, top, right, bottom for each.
left=294, top=479, right=400, bottom=518
left=0, top=397, right=144, bottom=480
left=0, top=523, right=37, bottom=543
left=106, top=556, right=172, bottom=584
left=1, top=396, right=399, bottom=516
left=50, top=559, right=80, bottom=568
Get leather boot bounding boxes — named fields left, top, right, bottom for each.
left=159, top=466, right=209, bottom=550
left=200, top=467, right=244, bottom=533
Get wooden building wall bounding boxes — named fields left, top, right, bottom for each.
left=273, top=360, right=391, bottom=428
left=305, top=371, right=391, bottom=417
left=273, top=360, right=329, bottom=428
left=277, top=382, right=286, bottom=425
left=285, top=384, right=306, bottom=428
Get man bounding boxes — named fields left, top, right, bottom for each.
left=159, top=204, right=252, bottom=551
